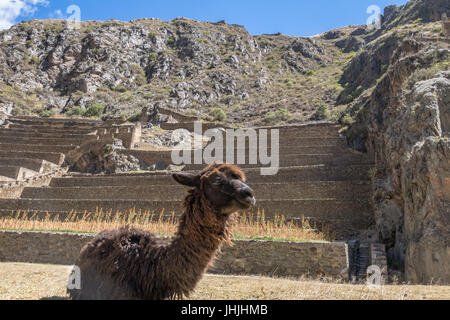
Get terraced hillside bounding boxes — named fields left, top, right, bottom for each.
left=0, top=117, right=102, bottom=197
left=0, top=116, right=375, bottom=240
left=0, top=116, right=141, bottom=197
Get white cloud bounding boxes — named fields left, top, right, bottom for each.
left=49, top=8, right=63, bottom=19
left=0, top=0, right=49, bottom=30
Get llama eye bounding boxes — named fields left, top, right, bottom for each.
left=230, top=174, right=239, bottom=180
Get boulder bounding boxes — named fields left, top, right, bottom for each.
left=322, top=30, right=344, bottom=40
left=336, top=36, right=366, bottom=53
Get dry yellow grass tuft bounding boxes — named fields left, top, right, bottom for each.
left=1, top=263, right=449, bottom=300
left=0, top=209, right=331, bottom=242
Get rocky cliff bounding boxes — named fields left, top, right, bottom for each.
left=342, top=1, right=449, bottom=283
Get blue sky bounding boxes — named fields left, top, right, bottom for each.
left=2, top=0, right=409, bottom=36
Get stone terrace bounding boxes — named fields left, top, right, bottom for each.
left=0, top=116, right=375, bottom=240
left=0, top=116, right=133, bottom=197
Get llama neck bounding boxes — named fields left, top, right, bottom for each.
left=163, top=191, right=233, bottom=297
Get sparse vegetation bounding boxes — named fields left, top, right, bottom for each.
left=408, top=61, right=450, bottom=86
left=112, top=85, right=128, bottom=93
left=409, top=68, right=437, bottom=84
left=65, top=106, right=86, bottom=117
left=312, top=103, right=330, bottom=120
left=127, top=109, right=142, bottom=122
left=38, top=108, right=56, bottom=118
left=284, top=78, right=295, bottom=88
left=210, top=107, right=227, bottom=122
left=130, top=64, right=147, bottom=86
left=263, top=108, right=291, bottom=125
left=84, top=103, right=105, bottom=117
left=368, top=167, right=377, bottom=180
left=148, top=52, right=157, bottom=62
left=341, top=114, right=354, bottom=126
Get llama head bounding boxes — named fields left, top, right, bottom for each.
left=172, top=163, right=256, bottom=215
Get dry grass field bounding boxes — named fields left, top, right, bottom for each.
left=0, top=209, right=332, bottom=242
left=0, top=263, right=449, bottom=300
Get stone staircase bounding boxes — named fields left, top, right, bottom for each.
left=0, top=118, right=376, bottom=240
left=349, top=241, right=388, bottom=284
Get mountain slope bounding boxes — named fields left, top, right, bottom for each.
left=0, top=17, right=357, bottom=125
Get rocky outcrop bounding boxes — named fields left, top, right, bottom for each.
left=67, top=138, right=143, bottom=174
left=337, top=33, right=407, bottom=105
left=322, top=30, right=345, bottom=40
left=381, top=0, right=450, bottom=32
left=338, top=1, right=450, bottom=283
left=344, top=36, right=450, bottom=283
left=335, top=36, right=365, bottom=53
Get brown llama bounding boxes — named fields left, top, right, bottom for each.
left=67, top=163, right=256, bottom=300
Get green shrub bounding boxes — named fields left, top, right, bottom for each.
left=119, top=91, right=134, bottom=102
left=148, top=52, right=157, bottom=62
left=84, top=103, right=105, bottom=117
left=66, top=106, right=86, bottom=117
left=267, top=61, right=278, bottom=70
left=432, top=26, right=442, bottom=33
left=210, top=108, right=227, bottom=122
left=306, top=70, right=316, bottom=76
left=131, top=64, right=147, bottom=86
left=263, top=108, right=291, bottom=124
left=31, top=56, right=40, bottom=65
left=408, top=68, right=436, bottom=85
left=341, top=114, right=354, bottom=126
left=39, top=108, right=55, bottom=118
left=340, top=92, right=355, bottom=104
left=332, top=83, right=344, bottom=94
left=368, top=168, right=377, bottom=180
left=284, top=79, right=295, bottom=88
left=128, top=110, right=142, bottom=122
left=312, top=103, right=330, bottom=120
left=167, top=38, right=175, bottom=45
left=113, top=85, right=128, bottom=93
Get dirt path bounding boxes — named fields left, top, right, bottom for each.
left=0, top=262, right=449, bottom=300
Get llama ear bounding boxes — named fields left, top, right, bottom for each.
left=172, top=172, right=200, bottom=188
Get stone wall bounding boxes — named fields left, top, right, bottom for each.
left=96, top=124, right=141, bottom=149
left=443, top=13, right=450, bottom=37
left=158, top=107, right=199, bottom=122
left=160, top=122, right=230, bottom=131
left=0, top=112, right=8, bottom=126
left=119, top=149, right=173, bottom=167
left=0, top=168, right=66, bottom=199
left=211, top=240, right=349, bottom=279
left=0, top=231, right=349, bottom=279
